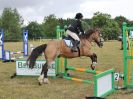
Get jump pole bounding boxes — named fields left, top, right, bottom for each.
left=122, top=22, right=133, bottom=88
left=56, top=25, right=67, bottom=75
left=0, top=29, right=4, bottom=60
left=23, top=30, right=28, bottom=57
left=0, top=29, right=28, bottom=61
left=63, top=64, right=115, bottom=97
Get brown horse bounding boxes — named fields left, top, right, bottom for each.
left=27, top=28, right=103, bottom=85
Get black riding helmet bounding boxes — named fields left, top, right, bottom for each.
left=75, top=13, right=83, bottom=19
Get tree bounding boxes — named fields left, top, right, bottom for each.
left=41, top=14, right=59, bottom=38
left=1, top=8, right=23, bottom=41
left=102, top=20, right=120, bottom=40
left=92, top=12, right=111, bottom=28
left=26, top=21, right=43, bottom=39
left=128, top=21, right=133, bottom=26
left=92, top=12, right=120, bottom=40
left=114, top=16, right=129, bottom=28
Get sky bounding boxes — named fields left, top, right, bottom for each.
left=0, top=0, right=133, bottom=25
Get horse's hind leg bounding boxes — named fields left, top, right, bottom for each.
left=43, top=60, right=56, bottom=84
left=38, top=62, right=49, bottom=85
left=43, top=62, right=49, bottom=84
left=38, top=60, right=56, bottom=85
left=88, top=53, right=97, bottom=70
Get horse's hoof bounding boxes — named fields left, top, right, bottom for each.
left=10, top=73, right=16, bottom=79
left=38, top=82, right=42, bottom=86
left=44, top=78, right=50, bottom=84
left=10, top=75, right=14, bottom=79
left=91, top=62, right=97, bottom=70
left=91, top=64, right=95, bottom=70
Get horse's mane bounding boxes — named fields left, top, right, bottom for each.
left=79, top=28, right=98, bottom=39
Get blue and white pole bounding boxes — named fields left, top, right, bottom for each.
left=23, top=30, right=28, bottom=57
left=0, top=29, right=4, bottom=60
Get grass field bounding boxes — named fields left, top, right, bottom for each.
left=0, top=40, right=133, bottom=99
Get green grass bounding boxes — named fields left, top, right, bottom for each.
left=0, top=41, right=133, bottom=99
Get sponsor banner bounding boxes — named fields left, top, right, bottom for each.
left=16, top=60, right=56, bottom=76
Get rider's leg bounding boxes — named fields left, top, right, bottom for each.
left=66, top=30, right=80, bottom=52
left=71, top=40, right=80, bottom=52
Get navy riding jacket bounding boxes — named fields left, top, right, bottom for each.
left=68, top=19, right=84, bottom=35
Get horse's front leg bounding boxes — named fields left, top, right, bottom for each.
left=88, top=53, right=97, bottom=70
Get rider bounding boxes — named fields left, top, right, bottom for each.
left=66, top=13, right=84, bottom=52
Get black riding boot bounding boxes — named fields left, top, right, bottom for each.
left=71, top=40, right=80, bottom=52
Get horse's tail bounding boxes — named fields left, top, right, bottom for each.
left=27, top=44, right=47, bottom=69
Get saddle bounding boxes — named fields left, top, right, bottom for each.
left=63, top=36, right=73, bottom=47
left=63, top=35, right=78, bottom=47
left=62, top=35, right=80, bottom=55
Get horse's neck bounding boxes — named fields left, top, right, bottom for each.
left=80, top=33, right=94, bottom=42
left=80, top=38, right=92, bottom=46
left=80, top=36, right=93, bottom=43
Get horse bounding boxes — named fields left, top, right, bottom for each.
left=27, top=28, right=103, bottom=85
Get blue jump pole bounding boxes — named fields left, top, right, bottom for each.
left=23, top=30, right=28, bottom=57
left=0, top=29, right=5, bottom=60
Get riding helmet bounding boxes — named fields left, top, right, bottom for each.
left=75, top=13, right=83, bottom=19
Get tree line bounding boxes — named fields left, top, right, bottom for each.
left=0, top=8, right=133, bottom=41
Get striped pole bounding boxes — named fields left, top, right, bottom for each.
left=23, top=30, right=28, bottom=57
left=63, top=76, right=93, bottom=84
left=0, top=29, right=4, bottom=60
left=66, top=66, right=98, bottom=74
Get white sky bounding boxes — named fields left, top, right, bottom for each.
left=0, top=0, right=133, bottom=25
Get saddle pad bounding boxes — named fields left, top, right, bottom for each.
left=63, top=39, right=73, bottom=47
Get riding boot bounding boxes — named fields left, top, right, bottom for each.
left=71, top=40, right=80, bottom=52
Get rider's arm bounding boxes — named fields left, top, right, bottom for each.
left=78, top=20, right=84, bottom=35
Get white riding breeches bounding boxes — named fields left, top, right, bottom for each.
left=66, top=30, right=80, bottom=41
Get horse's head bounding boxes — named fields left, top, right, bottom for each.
left=90, top=28, right=104, bottom=47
